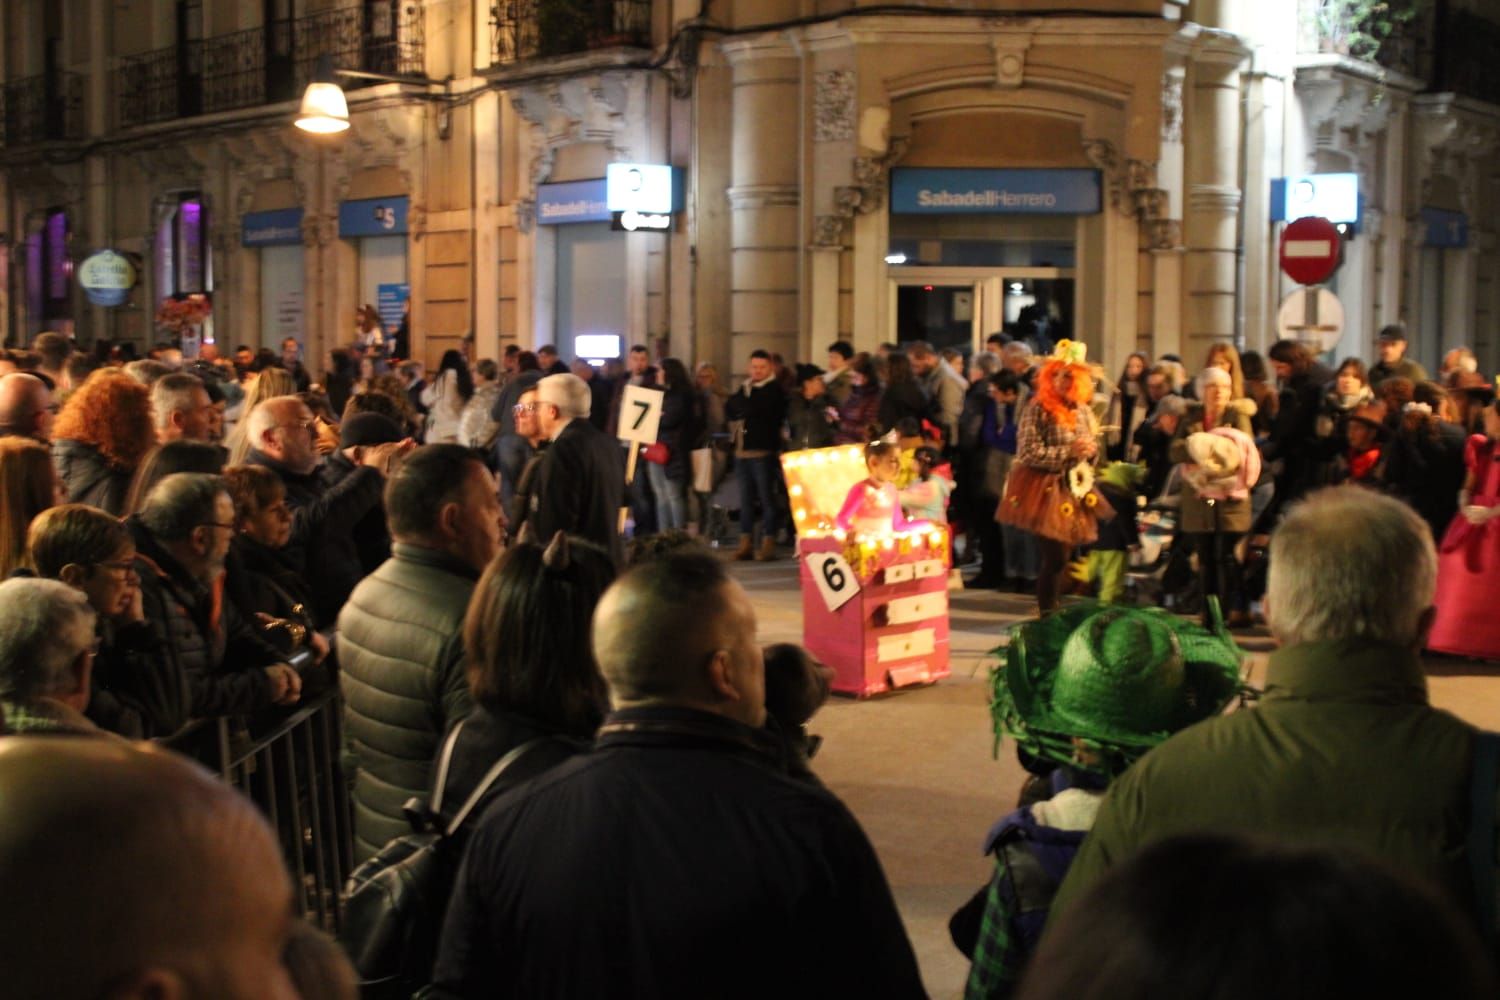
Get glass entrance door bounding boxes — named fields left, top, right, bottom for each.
left=890, top=268, right=1075, bottom=354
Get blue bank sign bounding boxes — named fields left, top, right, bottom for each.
left=890, top=168, right=1102, bottom=215
left=538, top=179, right=610, bottom=225
left=1421, top=207, right=1468, bottom=249
left=339, top=196, right=409, bottom=238
left=241, top=207, right=304, bottom=247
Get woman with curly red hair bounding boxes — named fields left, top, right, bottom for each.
left=996, top=341, right=1114, bottom=612
left=51, top=368, right=155, bottom=515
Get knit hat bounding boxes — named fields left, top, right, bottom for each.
left=795, top=363, right=826, bottom=386
left=339, top=412, right=403, bottom=448
left=990, top=603, right=1243, bottom=776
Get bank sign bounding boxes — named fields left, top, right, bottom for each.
left=890, top=169, right=1102, bottom=215
left=242, top=207, right=304, bottom=247
left=339, top=196, right=409, bottom=238
left=538, top=179, right=610, bottom=225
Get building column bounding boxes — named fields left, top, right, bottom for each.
left=723, top=36, right=801, bottom=372
left=1182, top=38, right=1245, bottom=360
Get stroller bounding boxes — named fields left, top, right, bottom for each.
left=1125, top=466, right=1185, bottom=607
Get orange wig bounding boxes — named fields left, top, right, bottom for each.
left=1034, top=359, right=1094, bottom=429
left=52, top=368, right=155, bottom=471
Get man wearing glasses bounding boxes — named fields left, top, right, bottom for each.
left=0, top=372, right=57, bottom=442
left=243, top=395, right=411, bottom=626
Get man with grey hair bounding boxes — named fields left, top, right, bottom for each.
left=1051, top=486, right=1481, bottom=929
left=131, top=473, right=301, bottom=718
left=0, top=579, right=100, bottom=735
left=529, top=372, right=624, bottom=564
left=0, top=372, right=56, bottom=440
left=152, top=372, right=215, bottom=444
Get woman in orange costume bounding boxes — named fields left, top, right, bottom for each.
left=996, top=340, right=1113, bottom=612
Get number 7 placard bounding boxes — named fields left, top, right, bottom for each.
left=805, top=551, right=860, bottom=612
left=617, top=384, right=664, bottom=446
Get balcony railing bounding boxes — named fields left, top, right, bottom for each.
left=492, top=0, right=651, bottom=64
left=118, top=2, right=425, bottom=129
left=0, top=71, right=84, bottom=149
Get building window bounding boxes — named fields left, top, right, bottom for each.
left=155, top=194, right=211, bottom=297
left=24, top=208, right=72, bottom=329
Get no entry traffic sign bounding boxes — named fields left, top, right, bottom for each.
left=1280, top=216, right=1342, bottom=285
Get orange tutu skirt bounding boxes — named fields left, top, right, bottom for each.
left=995, top=463, right=1115, bottom=546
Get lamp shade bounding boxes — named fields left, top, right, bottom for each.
left=295, top=81, right=350, bottom=134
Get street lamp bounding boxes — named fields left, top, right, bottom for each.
left=294, top=54, right=452, bottom=137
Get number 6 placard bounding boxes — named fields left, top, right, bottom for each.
left=806, top=552, right=860, bottom=612
left=617, top=384, right=664, bottom=446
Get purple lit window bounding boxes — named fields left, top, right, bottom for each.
left=45, top=211, right=69, bottom=302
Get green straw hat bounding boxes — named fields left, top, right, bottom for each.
left=990, top=601, right=1244, bottom=776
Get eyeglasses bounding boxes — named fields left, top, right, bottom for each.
left=513, top=403, right=537, bottom=414
left=276, top=420, right=318, bottom=436
left=92, top=559, right=138, bottom=577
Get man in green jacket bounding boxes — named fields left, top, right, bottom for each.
left=338, top=444, right=505, bottom=860
left=1052, top=486, right=1480, bottom=927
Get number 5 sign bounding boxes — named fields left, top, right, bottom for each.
left=617, top=384, right=664, bottom=446
left=806, top=551, right=860, bottom=612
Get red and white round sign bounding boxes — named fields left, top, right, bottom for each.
left=1280, top=216, right=1342, bottom=286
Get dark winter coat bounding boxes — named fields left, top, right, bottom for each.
left=338, top=543, right=480, bottom=861
left=430, top=706, right=925, bottom=999
left=224, top=535, right=316, bottom=656
left=52, top=438, right=134, bottom=516
left=786, top=392, right=838, bottom=451
left=1383, top=419, right=1467, bottom=540
left=655, top=385, right=704, bottom=481
left=128, top=519, right=280, bottom=720
left=725, top=379, right=788, bottom=453
left=86, top=617, right=192, bottom=739
left=245, top=449, right=385, bottom=628
left=878, top=379, right=928, bottom=435
left=429, top=705, right=591, bottom=827
left=529, top=418, right=626, bottom=566
left=319, top=452, right=391, bottom=583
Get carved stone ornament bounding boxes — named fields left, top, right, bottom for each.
left=1161, top=72, right=1184, bottom=144
left=814, top=70, right=856, bottom=143
left=1083, top=138, right=1129, bottom=214
left=812, top=215, right=847, bottom=248
left=515, top=199, right=537, bottom=235
left=510, top=71, right=647, bottom=187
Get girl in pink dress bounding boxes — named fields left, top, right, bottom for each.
left=835, top=441, right=930, bottom=535
left=1428, top=400, right=1500, bottom=659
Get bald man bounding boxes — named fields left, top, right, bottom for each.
left=244, top=395, right=407, bottom=626
left=0, top=738, right=299, bottom=999
left=431, top=551, right=924, bottom=998
left=0, top=372, right=56, bottom=440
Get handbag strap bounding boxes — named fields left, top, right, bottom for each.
left=444, top=737, right=547, bottom=836
left=429, top=720, right=467, bottom=817
left=1468, top=730, right=1500, bottom=943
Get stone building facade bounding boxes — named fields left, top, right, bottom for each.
left=2, top=0, right=1497, bottom=376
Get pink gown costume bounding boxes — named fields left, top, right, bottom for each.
left=836, top=478, right=930, bottom=535
left=1428, top=435, right=1500, bottom=659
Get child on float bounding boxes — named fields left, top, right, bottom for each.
left=835, top=440, right=931, bottom=535
left=899, top=446, right=955, bottom=526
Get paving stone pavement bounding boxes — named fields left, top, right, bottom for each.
left=724, top=551, right=1500, bottom=999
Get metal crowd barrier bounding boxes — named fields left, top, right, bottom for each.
left=162, top=646, right=353, bottom=931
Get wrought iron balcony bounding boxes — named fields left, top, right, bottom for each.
left=118, top=2, right=425, bottom=129
left=0, top=71, right=84, bottom=149
left=492, top=0, right=651, bottom=64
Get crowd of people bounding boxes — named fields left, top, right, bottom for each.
left=0, top=319, right=1497, bottom=998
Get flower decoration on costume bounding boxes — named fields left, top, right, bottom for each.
left=1068, top=461, right=1095, bottom=499
left=1059, top=500, right=1075, bottom=517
